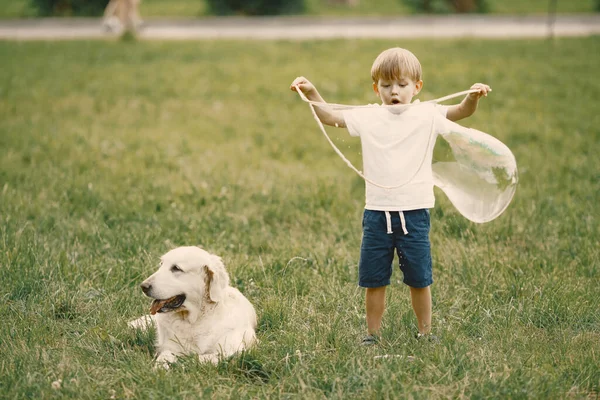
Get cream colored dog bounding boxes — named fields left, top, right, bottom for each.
left=129, top=246, right=257, bottom=368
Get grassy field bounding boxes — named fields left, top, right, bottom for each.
left=0, top=0, right=597, bottom=18
left=1, top=36, right=599, bottom=398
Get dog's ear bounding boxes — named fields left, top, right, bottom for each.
left=205, top=255, right=229, bottom=303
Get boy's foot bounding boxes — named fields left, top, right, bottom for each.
left=416, top=333, right=439, bottom=343
left=361, top=334, right=379, bottom=346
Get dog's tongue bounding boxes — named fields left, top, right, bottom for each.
left=150, top=299, right=168, bottom=315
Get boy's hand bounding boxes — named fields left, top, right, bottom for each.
left=290, top=76, right=317, bottom=96
left=467, top=83, right=492, bottom=100
left=289, top=76, right=344, bottom=127
left=446, top=83, right=492, bottom=121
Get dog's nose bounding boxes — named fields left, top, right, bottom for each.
left=140, top=282, right=152, bottom=295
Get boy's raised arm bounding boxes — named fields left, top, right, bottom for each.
left=446, top=83, right=492, bottom=122
left=290, top=76, right=346, bottom=128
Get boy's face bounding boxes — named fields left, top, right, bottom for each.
left=373, top=77, right=423, bottom=105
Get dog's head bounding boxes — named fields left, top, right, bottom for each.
left=140, top=246, right=229, bottom=321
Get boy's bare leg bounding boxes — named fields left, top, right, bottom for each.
left=103, top=0, right=119, bottom=18
left=366, top=286, right=386, bottom=335
left=409, top=285, right=432, bottom=334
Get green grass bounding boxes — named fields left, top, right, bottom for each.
left=0, top=0, right=597, bottom=18
left=1, top=37, right=599, bottom=398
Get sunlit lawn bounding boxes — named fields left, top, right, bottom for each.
left=0, top=37, right=599, bottom=398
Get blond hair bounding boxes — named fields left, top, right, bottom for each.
left=370, top=47, right=422, bottom=83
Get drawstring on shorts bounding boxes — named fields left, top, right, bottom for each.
left=385, top=211, right=393, bottom=234
left=384, top=211, right=409, bottom=235
left=400, top=211, right=408, bottom=235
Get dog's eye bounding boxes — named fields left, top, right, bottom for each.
left=170, top=265, right=183, bottom=273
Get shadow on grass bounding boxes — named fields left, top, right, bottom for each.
left=166, top=350, right=271, bottom=383
left=218, top=351, right=271, bottom=383
left=124, top=326, right=155, bottom=355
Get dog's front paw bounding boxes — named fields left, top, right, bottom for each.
left=198, top=353, right=221, bottom=365
left=128, top=315, right=155, bottom=331
left=155, top=351, right=177, bottom=370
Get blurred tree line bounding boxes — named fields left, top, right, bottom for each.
left=404, top=0, right=487, bottom=13
left=32, top=0, right=108, bottom=15
left=29, top=0, right=599, bottom=17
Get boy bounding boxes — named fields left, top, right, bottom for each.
left=290, top=47, right=491, bottom=344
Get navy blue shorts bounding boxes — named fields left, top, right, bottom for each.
left=359, top=209, right=432, bottom=288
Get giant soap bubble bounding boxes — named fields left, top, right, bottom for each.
left=432, top=122, right=518, bottom=223
left=294, top=88, right=518, bottom=223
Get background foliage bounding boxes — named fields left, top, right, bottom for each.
left=3, top=0, right=597, bottom=18
left=205, top=0, right=305, bottom=16
left=402, top=0, right=488, bottom=13
left=30, top=0, right=109, bottom=16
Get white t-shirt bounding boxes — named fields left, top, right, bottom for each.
left=343, top=102, right=451, bottom=211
